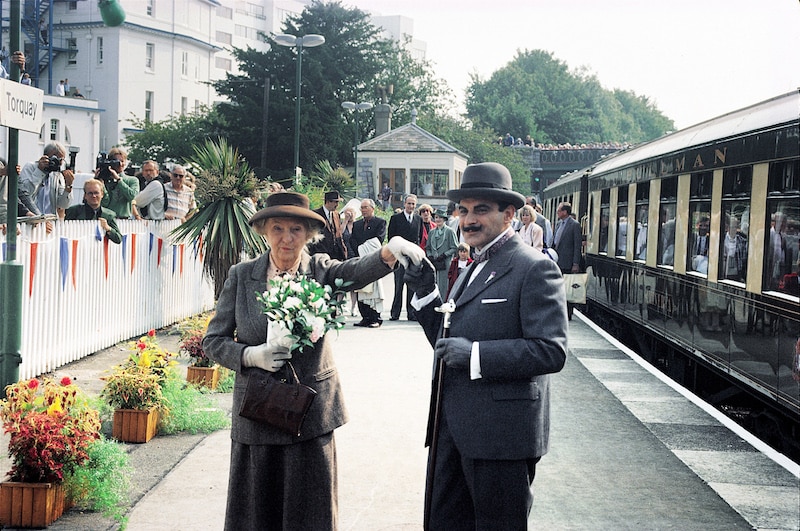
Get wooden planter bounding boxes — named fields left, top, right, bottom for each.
left=112, top=407, right=159, bottom=443
left=186, top=365, right=220, bottom=390
left=0, top=481, right=66, bottom=528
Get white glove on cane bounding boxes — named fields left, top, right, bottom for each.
left=242, top=343, right=292, bottom=372
left=387, top=236, right=426, bottom=268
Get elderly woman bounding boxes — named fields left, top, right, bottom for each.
left=426, top=209, right=458, bottom=299
left=204, top=192, right=424, bottom=530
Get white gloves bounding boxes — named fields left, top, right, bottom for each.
left=242, top=343, right=292, bottom=372
left=387, top=236, right=427, bottom=268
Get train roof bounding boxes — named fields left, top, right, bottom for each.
left=589, top=90, right=800, bottom=177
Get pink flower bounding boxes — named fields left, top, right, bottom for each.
left=147, top=329, right=156, bottom=337
left=60, top=377, right=72, bottom=386
left=137, top=341, right=147, bottom=350
left=27, top=379, right=39, bottom=390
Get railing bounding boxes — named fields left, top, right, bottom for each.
left=1, top=219, right=215, bottom=379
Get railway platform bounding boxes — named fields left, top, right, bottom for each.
left=4, top=307, right=798, bottom=530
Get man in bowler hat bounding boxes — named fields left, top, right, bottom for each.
left=308, top=190, right=348, bottom=260
left=405, top=162, right=568, bottom=528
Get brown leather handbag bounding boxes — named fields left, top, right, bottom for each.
left=238, top=362, right=317, bottom=436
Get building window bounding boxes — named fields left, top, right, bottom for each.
left=97, top=36, right=104, bottom=64
left=181, top=97, right=188, bottom=116
left=216, top=31, right=232, bottom=45
left=147, top=0, right=155, bottom=17
left=216, top=5, right=232, bottom=18
left=68, top=1, right=77, bottom=10
left=67, top=38, right=77, bottom=65
left=49, top=119, right=58, bottom=141
left=145, top=43, right=155, bottom=71
left=410, top=169, right=448, bottom=197
left=181, top=51, right=188, bottom=77
left=215, top=56, right=232, bottom=70
left=145, top=91, right=154, bottom=122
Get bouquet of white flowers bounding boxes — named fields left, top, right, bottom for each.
left=256, top=274, right=350, bottom=354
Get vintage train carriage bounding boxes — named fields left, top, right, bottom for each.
left=544, top=91, right=800, bottom=457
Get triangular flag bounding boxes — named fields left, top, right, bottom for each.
left=121, top=234, right=128, bottom=269
left=28, top=242, right=38, bottom=297
left=131, top=233, right=137, bottom=273
left=157, top=238, right=163, bottom=267
left=59, top=237, right=69, bottom=290
left=172, top=245, right=177, bottom=274
left=71, top=240, right=79, bottom=289
left=103, top=236, right=110, bottom=278
left=179, top=244, right=185, bottom=275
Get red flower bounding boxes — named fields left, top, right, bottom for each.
left=27, top=379, right=39, bottom=390
left=60, top=377, right=72, bottom=386
left=137, top=341, right=147, bottom=350
left=147, top=329, right=156, bottom=337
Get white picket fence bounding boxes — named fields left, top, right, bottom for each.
left=1, top=219, right=215, bottom=379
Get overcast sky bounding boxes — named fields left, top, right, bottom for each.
left=348, top=0, right=800, bottom=130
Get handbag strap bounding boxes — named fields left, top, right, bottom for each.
left=283, top=361, right=299, bottom=383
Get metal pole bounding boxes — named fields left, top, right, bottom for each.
left=260, top=76, right=270, bottom=170
left=1, top=0, right=24, bottom=396
left=293, top=44, right=302, bottom=172
left=353, top=112, right=359, bottom=181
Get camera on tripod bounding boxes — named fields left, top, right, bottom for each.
left=96, top=152, right=122, bottom=182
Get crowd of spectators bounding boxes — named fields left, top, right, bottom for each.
left=496, top=134, right=630, bottom=151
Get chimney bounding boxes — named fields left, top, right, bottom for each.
left=375, top=103, right=392, bottom=137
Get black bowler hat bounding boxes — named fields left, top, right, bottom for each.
left=324, top=191, right=344, bottom=203
left=249, top=192, right=326, bottom=229
left=447, top=162, right=525, bottom=209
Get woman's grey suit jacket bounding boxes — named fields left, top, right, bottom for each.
left=204, top=250, right=392, bottom=445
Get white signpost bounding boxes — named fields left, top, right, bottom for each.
left=0, top=78, right=44, bottom=133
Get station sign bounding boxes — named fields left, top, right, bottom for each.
left=0, top=78, right=44, bottom=133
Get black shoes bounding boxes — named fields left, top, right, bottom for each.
left=368, top=322, right=382, bottom=328
left=389, top=317, right=399, bottom=321
left=353, top=320, right=369, bottom=327
left=354, top=320, right=382, bottom=328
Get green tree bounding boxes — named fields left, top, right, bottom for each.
left=124, top=108, right=225, bottom=165
left=466, top=49, right=673, bottom=145
left=213, top=0, right=446, bottom=179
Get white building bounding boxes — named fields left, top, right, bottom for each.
left=1, top=0, right=422, bottom=170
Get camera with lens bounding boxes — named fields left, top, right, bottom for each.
left=96, top=152, right=122, bottom=182
left=45, top=155, right=62, bottom=173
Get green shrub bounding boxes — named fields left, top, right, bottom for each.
left=64, top=436, right=131, bottom=524
left=158, top=373, right=229, bottom=435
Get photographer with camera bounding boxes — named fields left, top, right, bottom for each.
left=96, top=147, right=139, bottom=218
left=19, top=141, right=74, bottom=219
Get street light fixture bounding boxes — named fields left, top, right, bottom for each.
left=341, top=101, right=373, bottom=181
left=273, top=33, right=325, bottom=176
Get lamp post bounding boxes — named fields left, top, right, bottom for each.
left=273, top=33, right=325, bottom=176
left=341, top=101, right=373, bottom=180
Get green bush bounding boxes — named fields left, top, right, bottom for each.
left=64, top=436, right=131, bottom=524
left=158, top=373, right=230, bottom=435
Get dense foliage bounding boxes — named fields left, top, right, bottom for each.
left=465, top=49, right=674, bottom=145
left=125, top=108, right=226, bottom=166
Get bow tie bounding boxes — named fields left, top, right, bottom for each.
left=472, top=230, right=513, bottom=264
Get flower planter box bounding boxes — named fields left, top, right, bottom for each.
left=112, top=408, right=159, bottom=443
left=186, top=365, right=220, bottom=390
left=0, top=481, right=66, bottom=528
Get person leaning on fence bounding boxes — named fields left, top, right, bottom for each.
left=202, top=191, right=426, bottom=530
left=405, top=161, right=568, bottom=529
left=65, top=178, right=122, bottom=244
left=18, top=141, right=74, bottom=219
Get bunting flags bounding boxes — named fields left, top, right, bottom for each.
left=28, top=243, right=38, bottom=297
left=60, top=238, right=68, bottom=290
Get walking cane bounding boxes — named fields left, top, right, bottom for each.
left=424, top=298, right=456, bottom=530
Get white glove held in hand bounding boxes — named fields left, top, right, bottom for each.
left=242, top=343, right=292, bottom=372
left=387, top=236, right=427, bottom=268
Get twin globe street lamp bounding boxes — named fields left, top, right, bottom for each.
left=341, top=101, right=373, bottom=180
left=273, top=33, right=325, bottom=176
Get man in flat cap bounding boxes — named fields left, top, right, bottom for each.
left=405, top=162, right=568, bottom=529
left=308, top=190, right=347, bottom=260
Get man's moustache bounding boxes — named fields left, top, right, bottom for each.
left=462, top=225, right=481, bottom=233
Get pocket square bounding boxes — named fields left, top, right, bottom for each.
left=481, top=298, right=507, bottom=304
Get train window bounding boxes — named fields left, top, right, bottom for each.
left=634, top=183, right=649, bottom=260
left=719, top=200, right=749, bottom=283
left=687, top=173, right=713, bottom=275
left=764, top=200, right=799, bottom=295
left=599, top=189, right=610, bottom=254
left=657, top=177, right=677, bottom=266
left=722, top=166, right=752, bottom=197
left=616, top=187, right=628, bottom=257
left=768, top=159, right=799, bottom=194
left=689, top=171, right=713, bottom=198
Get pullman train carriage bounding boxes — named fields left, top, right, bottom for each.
left=542, top=90, right=800, bottom=459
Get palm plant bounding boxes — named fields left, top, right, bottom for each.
left=171, top=138, right=267, bottom=298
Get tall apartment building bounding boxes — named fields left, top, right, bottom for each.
left=1, top=0, right=422, bottom=161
